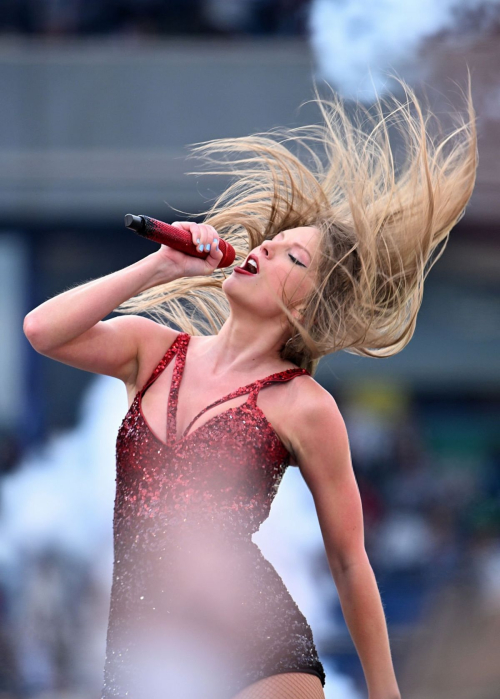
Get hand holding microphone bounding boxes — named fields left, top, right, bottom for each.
left=125, top=214, right=235, bottom=279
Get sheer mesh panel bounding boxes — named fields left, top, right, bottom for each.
left=231, top=672, right=325, bottom=699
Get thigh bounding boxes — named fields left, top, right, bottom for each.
left=231, top=671, right=325, bottom=699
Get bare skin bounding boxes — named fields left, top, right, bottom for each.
left=131, top=224, right=323, bottom=461
left=213, top=224, right=322, bottom=375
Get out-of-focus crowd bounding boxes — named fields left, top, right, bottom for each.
left=343, top=394, right=500, bottom=616
left=0, top=0, right=310, bottom=37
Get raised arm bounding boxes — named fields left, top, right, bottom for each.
left=288, top=382, right=401, bottom=699
left=23, top=222, right=222, bottom=386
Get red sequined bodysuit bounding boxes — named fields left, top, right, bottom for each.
left=103, top=332, right=326, bottom=698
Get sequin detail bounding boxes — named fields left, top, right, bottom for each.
left=102, top=332, right=326, bottom=698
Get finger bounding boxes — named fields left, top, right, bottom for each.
left=210, top=228, right=220, bottom=254
left=188, top=223, right=199, bottom=249
left=208, top=236, right=223, bottom=268
left=202, top=225, right=212, bottom=254
left=202, top=225, right=218, bottom=254
left=208, top=226, right=219, bottom=252
left=187, top=222, right=201, bottom=251
left=198, top=224, right=212, bottom=254
left=209, top=245, right=223, bottom=265
left=195, top=223, right=207, bottom=253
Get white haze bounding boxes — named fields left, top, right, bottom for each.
left=308, top=0, right=500, bottom=100
left=0, top=374, right=360, bottom=698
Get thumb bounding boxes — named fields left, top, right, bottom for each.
left=204, top=241, right=224, bottom=272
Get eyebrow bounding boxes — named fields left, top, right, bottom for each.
left=278, top=230, right=312, bottom=262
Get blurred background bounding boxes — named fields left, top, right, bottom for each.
left=1, top=1, right=500, bottom=698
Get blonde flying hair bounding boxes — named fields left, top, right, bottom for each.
left=116, top=75, right=478, bottom=376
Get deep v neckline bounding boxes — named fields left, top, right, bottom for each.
left=167, top=333, right=306, bottom=447
left=137, top=332, right=309, bottom=449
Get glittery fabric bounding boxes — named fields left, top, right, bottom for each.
left=103, top=332, right=326, bottom=699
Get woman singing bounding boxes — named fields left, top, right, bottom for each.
left=24, top=77, right=477, bottom=699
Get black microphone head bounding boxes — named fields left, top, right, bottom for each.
left=124, top=214, right=145, bottom=232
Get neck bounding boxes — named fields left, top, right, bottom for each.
left=199, top=313, right=292, bottom=377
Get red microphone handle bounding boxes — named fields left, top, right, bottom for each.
left=124, top=214, right=235, bottom=269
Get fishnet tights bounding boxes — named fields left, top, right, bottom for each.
left=231, top=672, right=325, bottom=699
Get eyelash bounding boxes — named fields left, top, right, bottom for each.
left=271, top=233, right=306, bottom=267
left=288, top=253, right=306, bottom=268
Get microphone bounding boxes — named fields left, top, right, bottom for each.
left=124, top=214, right=235, bottom=269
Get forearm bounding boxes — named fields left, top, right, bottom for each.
left=24, top=253, right=178, bottom=351
left=332, top=554, right=401, bottom=699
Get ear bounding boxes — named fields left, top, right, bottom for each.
left=290, top=305, right=305, bottom=322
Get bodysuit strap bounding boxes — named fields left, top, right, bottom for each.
left=172, top=356, right=309, bottom=444
left=246, top=367, right=310, bottom=406
left=139, top=331, right=188, bottom=397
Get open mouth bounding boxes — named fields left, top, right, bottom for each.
left=237, top=255, right=259, bottom=274
left=242, top=258, right=258, bottom=273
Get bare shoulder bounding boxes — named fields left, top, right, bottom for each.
left=284, top=374, right=343, bottom=428
left=282, top=375, right=348, bottom=474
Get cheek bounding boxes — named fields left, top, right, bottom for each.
left=245, top=269, right=289, bottom=313
left=282, top=270, right=313, bottom=300
left=268, top=268, right=298, bottom=304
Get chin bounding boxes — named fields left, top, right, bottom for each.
left=221, top=275, right=242, bottom=299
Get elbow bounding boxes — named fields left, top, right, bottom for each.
left=23, top=314, right=46, bottom=352
left=23, top=313, right=37, bottom=340
left=329, top=548, right=371, bottom=578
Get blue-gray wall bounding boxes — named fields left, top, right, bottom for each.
left=1, top=38, right=498, bottom=433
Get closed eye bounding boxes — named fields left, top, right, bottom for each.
left=288, top=253, right=306, bottom=268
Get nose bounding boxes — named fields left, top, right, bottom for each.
left=260, top=238, right=275, bottom=259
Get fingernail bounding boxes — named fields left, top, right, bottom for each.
left=205, top=243, right=210, bottom=251
left=198, top=244, right=204, bottom=252
left=213, top=238, right=218, bottom=246
left=196, top=237, right=200, bottom=244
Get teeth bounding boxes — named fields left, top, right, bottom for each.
left=247, top=259, right=258, bottom=273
